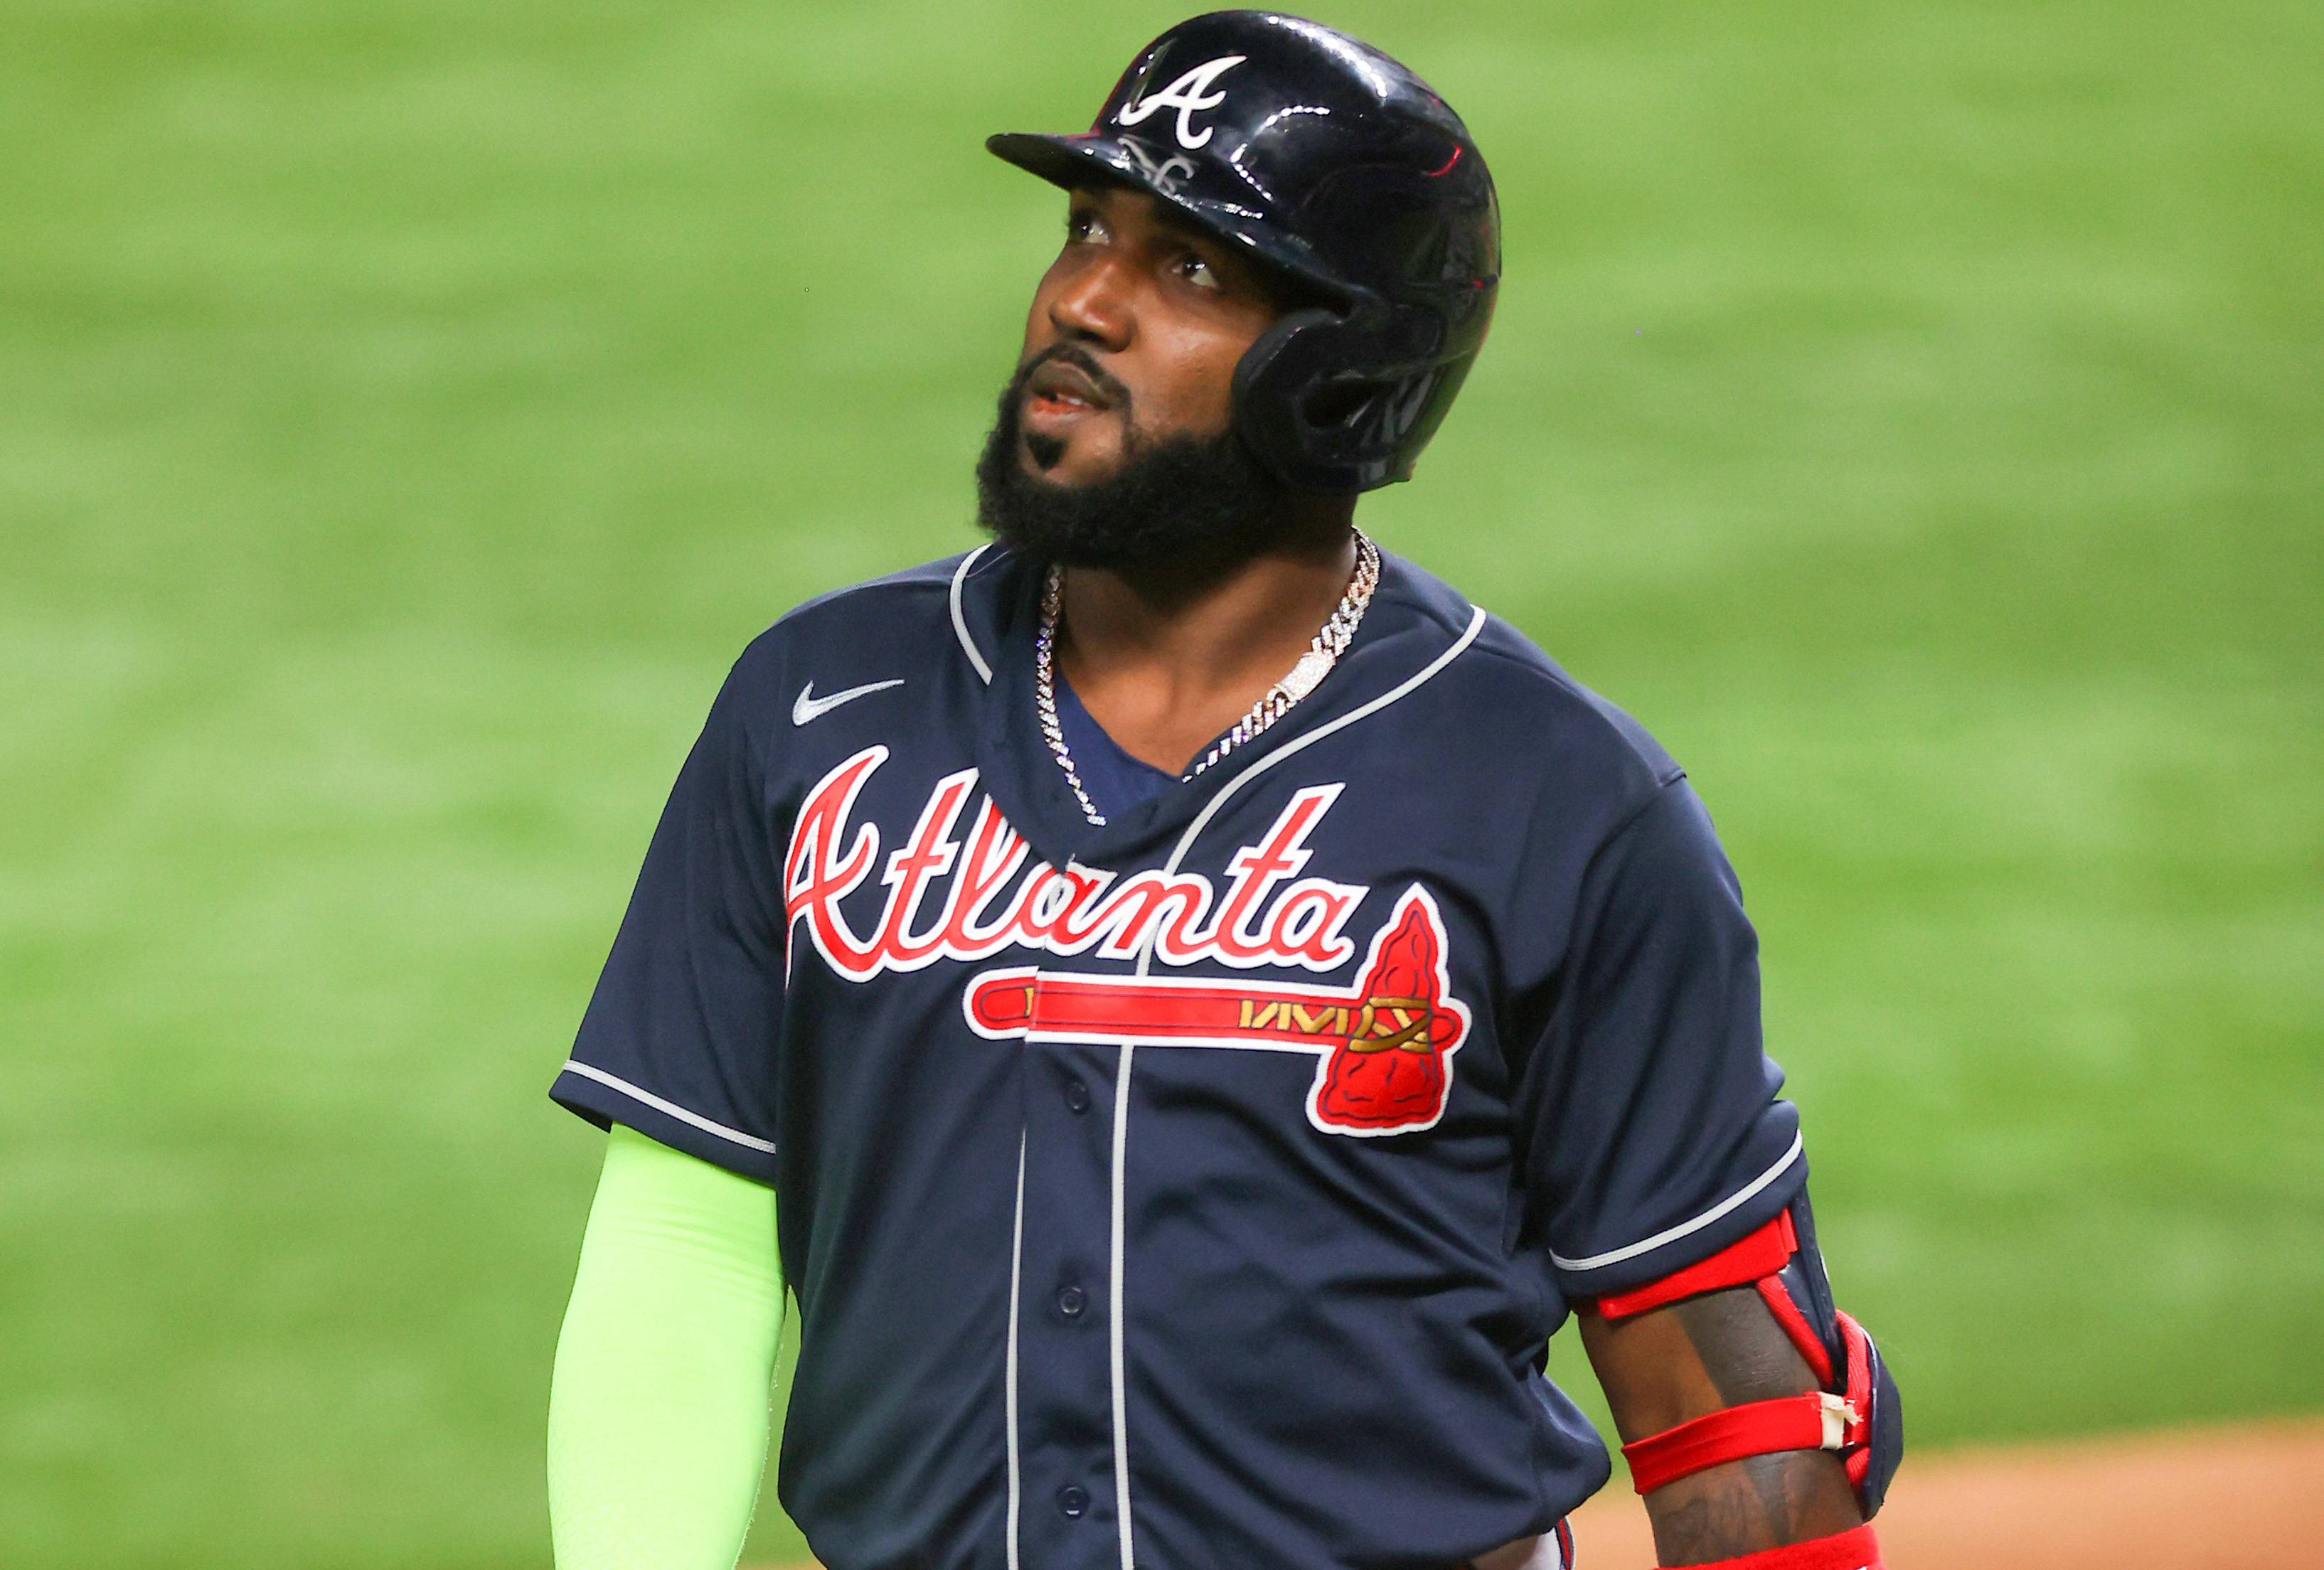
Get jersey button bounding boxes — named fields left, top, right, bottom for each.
left=1056, top=1284, right=1086, bottom=1317
left=1063, top=1078, right=1091, bottom=1114
left=1057, top=1485, right=1089, bottom=1519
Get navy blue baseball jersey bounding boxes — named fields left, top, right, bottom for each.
left=552, top=543, right=1809, bottom=1570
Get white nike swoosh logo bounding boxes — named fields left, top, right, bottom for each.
left=791, top=678, right=905, bottom=726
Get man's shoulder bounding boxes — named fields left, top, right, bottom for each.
left=694, top=547, right=1020, bottom=753
left=1385, top=551, right=1685, bottom=801
left=767, top=545, right=1003, bottom=639
left=730, top=544, right=1017, bottom=678
left=1467, top=615, right=1683, bottom=789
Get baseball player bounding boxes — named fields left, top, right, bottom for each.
left=545, top=13, right=1902, bottom=1570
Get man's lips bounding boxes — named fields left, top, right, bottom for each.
left=1023, top=358, right=1117, bottom=424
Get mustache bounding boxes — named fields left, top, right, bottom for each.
left=1011, top=341, right=1134, bottom=415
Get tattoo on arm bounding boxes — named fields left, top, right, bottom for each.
left=1579, top=1286, right=1862, bottom=1561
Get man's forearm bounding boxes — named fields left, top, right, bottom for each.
left=548, top=1125, right=785, bottom=1570
left=1641, top=1451, right=1861, bottom=1562
left=1582, top=1286, right=1864, bottom=1563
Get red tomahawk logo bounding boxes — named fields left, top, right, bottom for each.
left=963, top=886, right=1471, bottom=1136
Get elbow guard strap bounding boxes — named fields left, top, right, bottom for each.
left=1623, top=1390, right=1862, bottom=1494
left=1665, top=1523, right=1884, bottom=1570
left=1593, top=1195, right=1902, bottom=1516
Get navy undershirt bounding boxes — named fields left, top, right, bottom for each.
left=1051, top=671, right=1179, bottom=819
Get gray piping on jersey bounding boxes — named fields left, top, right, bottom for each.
left=1547, top=1129, right=1806, bottom=1273
left=1004, top=1129, right=1027, bottom=1570
left=1104, top=601, right=1491, bottom=1570
left=555, top=1060, right=777, bottom=1155
left=952, top=544, right=995, bottom=684
left=1106, top=1022, right=1136, bottom=1570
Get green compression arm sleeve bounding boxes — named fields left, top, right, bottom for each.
left=548, top=1123, right=784, bottom=1570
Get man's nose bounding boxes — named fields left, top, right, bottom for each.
left=1046, top=254, right=1135, bottom=352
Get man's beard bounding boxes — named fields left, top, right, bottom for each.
left=974, top=345, right=1299, bottom=581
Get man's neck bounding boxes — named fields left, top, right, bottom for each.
left=1054, top=501, right=1361, bottom=776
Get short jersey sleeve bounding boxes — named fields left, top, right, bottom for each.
left=1515, top=777, right=1806, bottom=1300
left=550, top=656, right=787, bottom=1185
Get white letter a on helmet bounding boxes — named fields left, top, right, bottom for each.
left=1116, top=54, right=1247, bottom=151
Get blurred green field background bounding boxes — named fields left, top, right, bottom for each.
left=3, top=1, right=2318, bottom=1564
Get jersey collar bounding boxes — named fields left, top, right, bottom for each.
left=954, top=542, right=1480, bottom=871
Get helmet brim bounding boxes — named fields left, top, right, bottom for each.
left=986, top=132, right=1359, bottom=311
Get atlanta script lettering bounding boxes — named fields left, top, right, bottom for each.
left=783, top=747, right=1469, bottom=1133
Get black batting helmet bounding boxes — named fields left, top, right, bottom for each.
left=988, top=11, right=1501, bottom=493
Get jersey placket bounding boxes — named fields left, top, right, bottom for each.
left=1008, top=961, right=1132, bottom=1570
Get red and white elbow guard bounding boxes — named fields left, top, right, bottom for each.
left=1587, top=1193, right=1904, bottom=1540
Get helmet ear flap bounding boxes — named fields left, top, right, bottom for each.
left=1232, top=308, right=1350, bottom=491
left=1233, top=303, right=1461, bottom=493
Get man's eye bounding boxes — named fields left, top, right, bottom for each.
left=1066, top=211, right=1107, bottom=243
left=1176, top=253, right=1221, bottom=290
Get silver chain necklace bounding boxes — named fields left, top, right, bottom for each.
left=1034, top=530, right=1382, bottom=827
